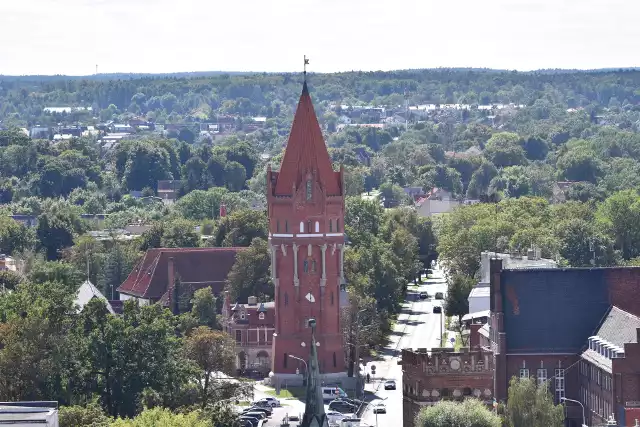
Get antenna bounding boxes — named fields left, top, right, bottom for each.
left=303, top=55, right=309, bottom=81
left=95, top=64, right=98, bottom=75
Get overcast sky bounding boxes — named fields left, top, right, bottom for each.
left=1, top=0, right=638, bottom=75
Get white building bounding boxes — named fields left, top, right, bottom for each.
left=0, top=404, right=59, bottom=427
left=415, top=188, right=460, bottom=217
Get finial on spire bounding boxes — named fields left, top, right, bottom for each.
left=303, top=55, right=309, bottom=79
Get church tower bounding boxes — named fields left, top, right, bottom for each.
left=267, top=80, right=346, bottom=382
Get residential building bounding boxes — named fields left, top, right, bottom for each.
left=9, top=214, right=37, bottom=228
left=0, top=254, right=16, bottom=272
left=222, top=293, right=275, bottom=376
left=415, top=188, right=459, bottom=217
left=266, top=81, right=347, bottom=385
left=117, top=247, right=242, bottom=311
left=75, top=279, right=115, bottom=314
left=403, top=187, right=426, bottom=202
left=488, top=258, right=640, bottom=427
left=0, top=402, right=59, bottom=426
left=157, top=180, right=183, bottom=203
left=401, top=332, right=494, bottom=426
left=552, top=181, right=578, bottom=204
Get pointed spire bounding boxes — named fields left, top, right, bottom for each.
left=300, top=319, right=329, bottom=427
left=274, top=82, right=340, bottom=197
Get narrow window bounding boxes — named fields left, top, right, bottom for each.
left=285, top=220, right=289, bottom=233
left=284, top=292, right=289, bottom=306
left=284, top=353, right=288, bottom=368
left=303, top=260, right=309, bottom=273
left=329, top=220, right=333, bottom=233
left=315, top=221, right=320, bottom=233
left=307, top=220, right=311, bottom=234
left=333, top=352, right=337, bottom=367
left=300, top=221, right=304, bottom=233
left=312, top=259, right=317, bottom=273
left=276, top=220, right=280, bottom=233
left=306, top=179, right=312, bottom=200
left=519, top=368, right=529, bottom=379
left=331, top=292, right=334, bottom=305
left=536, top=368, right=547, bottom=386
left=235, top=330, right=242, bottom=343
left=336, top=219, right=340, bottom=231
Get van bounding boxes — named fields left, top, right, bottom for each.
left=322, top=386, right=347, bottom=400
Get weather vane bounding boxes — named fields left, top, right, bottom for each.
left=304, top=55, right=309, bottom=77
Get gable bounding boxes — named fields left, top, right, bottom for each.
left=502, top=269, right=610, bottom=353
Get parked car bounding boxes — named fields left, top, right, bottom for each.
left=243, top=411, right=266, bottom=421
left=435, top=292, right=444, bottom=300
left=384, top=380, right=396, bottom=390
left=340, top=417, right=362, bottom=427
left=419, top=292, right=428, bottom=299
left=327, top=410, right=347, bottom=424
left=242, top=406, right=271, bottom=417
left=373, top=403, right=386, bottom=414
left=433, top=306, right=442, bottom=314
left=329, top=399, right=358, bottom=413
left=254, top=397, right=279, bottom=408
left=263, top=397, right=281, bottom=407
left=239, top=416, right=259, bottom=427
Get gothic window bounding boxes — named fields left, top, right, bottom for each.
left=240, top=311, right=245, bottom=320
left=285, top=220, right=289, bottom=233
left=329, top=220, right=333, bottom=232
left=284, top=292, right=289, bottom=306
left=331, top=292, right=334, bottom=305
left=307, top=220, right=311, bottom=234
left=306, top=179, right=312, bottom=200
left=303, top=260, right=309, bottom=273
left=336, top=219, right=340, bottom=231
left=333, top=352, right=337, bottom=367
left=300, top=221, right=304, bottom=233
left=315, top=221, right=320, bottom=233
left=235, top=330, right=242, bottom=343
left=259, top=312, right=265, bottom=320
left=312, top=259, right=317, bottom=273
left=276, top=220, right=280, bottom=233
left=284, top=353, right=288, bottom=368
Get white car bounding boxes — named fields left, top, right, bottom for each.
left=372, top=403, right=386, bottom=414
left=254, top=397, right=280, bottom=407
left=327, top=410, right=346, bottom=424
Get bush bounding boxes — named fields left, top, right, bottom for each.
left=415, top=399, right=501, bottom=427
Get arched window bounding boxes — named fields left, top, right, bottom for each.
left=284, top=353, right=288, bottom=368
left=315, top=221, right=320, bottom=233
left=276, top=220, right=280, bottom=233
left=337, top=219, right=340, bottom=231
left=312, top=259, right=317, bottom=273
left=303, top=260, right=309, bottom=273
left=284, top=292, right=289, bottom=306
left=306, top=179, right=313, bottom=200
left=331, top=292, right=334, bottom=305
left=307, top=220, right=312, bottom=234
left=300, top=221, right=304, bottom=233
left=259, top=312, right=265, bottom=320
left=329, top=220, right=333, bottom=233
left=285, top=220, right=289, bottom=233
left=333, top=352, right=337, bottom=367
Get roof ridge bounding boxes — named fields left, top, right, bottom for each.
left=611, top=305, right=640, bottom=322
left=141, top=252, right=163, bottom=297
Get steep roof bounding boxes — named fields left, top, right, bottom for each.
left=274, top=82, right=341, bottom=196
left=582, top=306, right=640, bottom=370
left=118, top=247, right=243, bottom=300
left=75, top=280, right=115, bottom=314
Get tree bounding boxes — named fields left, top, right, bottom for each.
left=224, top=161, right=246, bottom=191
left=597, top=190, right=640, bottom=259
left=225, top=238, right=272, bottom=302
left=59, top=402, right=111, bottom=427
left=36, top=212, right=75, bottom=260
left=110, top=408, right=211, bottom=427
left=183, top=327, right=235, bottom=408
left=161, top=219, right=200, bottom=248
left=190, top=288, right=219, bottom=329
left=505, top=377, right=564, bottom=427
left=444, top=274, right=475, bottom=324
left=415, top=399, right=501, bottom=427
left=213, top=209, right=268, bottom=247
left=0, top=216, right=34, bottom=255
left=0, top=270, right=22, bottom=292
left=483, top=132, right=527, bottom=168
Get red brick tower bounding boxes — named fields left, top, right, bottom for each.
left=267, top=80, right=346, bottom=382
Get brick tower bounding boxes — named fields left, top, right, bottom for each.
left=267, top=80, right=346, bottom=384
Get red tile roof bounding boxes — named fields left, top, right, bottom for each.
left=118, top=247, right=244, bottom=301
left=274, top=82, right=341, bottom=196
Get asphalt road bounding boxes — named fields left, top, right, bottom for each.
left=360, top=267, right=448, bottom=427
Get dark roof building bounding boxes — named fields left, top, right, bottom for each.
left=489, top=258, right=640, bottom=427
left=117, top=247, right=243, bottom=309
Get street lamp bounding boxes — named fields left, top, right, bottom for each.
left=288, top=354, right=308, bottom=379
left=362, top=396, right=388, bottom=427
left=561, top=397, right=587, bottom=427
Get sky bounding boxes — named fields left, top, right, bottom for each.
left=1, top=0, right=639, bottom=76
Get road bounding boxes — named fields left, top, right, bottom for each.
left=360, top=266, right=448, bottom=427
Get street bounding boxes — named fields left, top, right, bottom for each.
left=248, top=266, right=448, bottom=427
left=359, top=266, right=447, bottom=427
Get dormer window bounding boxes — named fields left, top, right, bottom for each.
left=306, top=179, right=313, bottom=200
left=240, top=311, right=245, bottom=320
left=259, top=312, right=265, bottom=320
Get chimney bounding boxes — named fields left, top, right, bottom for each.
left=247, top=296, right=258, bottom=305
left=219, top=203, right=227, bottom=218
left=470, top=323, right=483, bottom=349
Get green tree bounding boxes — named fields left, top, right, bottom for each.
left=444, top=274, right=475, bottom=324
left=161, top=219, right=200, bottom=248
left=225, top=238, right=272, bottom=302
left=110, top=408, right=211, bottom=427
left=59, top=402, right=111, bottom=427
left=190, top=288, right=219, bottom=329
left=213, top=209, right=268, bottom=247
left=505, top=377, right=564, bottom=427
left=183, top=327, right=235, bottom=408
left=36, top=211, right=76, bottom=260
left=596, top=190, right=640, bottom=259
left=415, top=399, right=501, bottom=427
left=0, top=270, right=22, bottom=292
left=0, top=216, right=34, bottom=255
left=483, top=132, right=527, bottom=168
left=224, top=161, right=247, bottom=191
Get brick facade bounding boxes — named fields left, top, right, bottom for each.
left=267, top=82, right=346, bottom=382
left=401, top=347, right=494, bottom=426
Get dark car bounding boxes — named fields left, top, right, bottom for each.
left=419, top=292, right=428, bottom=299
left=435, top=292, right=444, bottom=300
left=242, top=406, right=272, bottom=417
left=433, top=306, right=442, bottom=313
left=328, top=399, right=357, bottom=413
left=239, top=416, right=259, bottom=427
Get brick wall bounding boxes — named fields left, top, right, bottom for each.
left=606, top=268, right=640, bottom=317
left=401, top=348, right=494, bottom=426
left=613, top=328, right=640, bottom=426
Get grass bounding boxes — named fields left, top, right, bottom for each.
left=440, top=331, right=448, bottom=347
left=237, top=401, right=251, bottom=407
left=265, top=387, right=306, bottom=400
